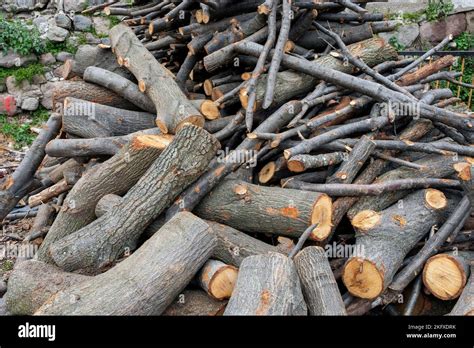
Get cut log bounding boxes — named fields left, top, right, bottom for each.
left=194, top=179, right=333, bottom=240
left=347, top=155, right=462, bottom=219
left=62, top=97, right=156, bottom=138
left=24, top=203, right=55, bottom=242
left=5, top=260, right=90, bottom=315
left=28, top=179, right=72, bottom=208
left=163, top=289, right=227, bottom=316
left=51, top=80, right=137, bottom=112
left=343, top=189, right=454, bottom=299
left=0, top=114, right=62, bottom=221
left=288, top=152, right=346, bottom=173
left=48, top=125, right=219, bottom=272
left=422, top=251, right=473, bottom=300
left=40, top=158, right=84, bottom=187
left=207, top=221, right=279, bottom=267
left=110, top=24, right=204, bottom=134
left=35, top=134, right=172, bottom=263
left=83, top=66, right=156, bottom=113
left=224, top=252, right=307, bottom=315
left=294, top=246, right=347, bottom=315
left=197, top=259, right=238, bottom=300
left=45, top=128, right=163, bottom=158
left=93, top=196, right=280, bottom=267
left=35, top=212, right=217, bottom=315
left=62, top=45, right=133, bottom=80
left=449, top=266, right=474, bottom=315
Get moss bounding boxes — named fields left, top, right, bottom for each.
left=1, top=259, right=14, bottom=272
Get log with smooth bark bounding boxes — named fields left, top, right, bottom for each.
left=62, top=45, right=133, bottom=80
left=0, top=114, right=62, bottom=221
left=45, top=128, right=163, bottom=158
left=36, top=134, right=172, bottom=263
left=207, top=221, right=279, bottom=267
left=51, top=80, right=137, bottom=111
left=62, top=97, right=156, bottom=138
left=163, top=289, right=227, bottom=316
left=5, top=260, right=90, bottom=315
left=224, top=252, right=307, bottom=315
left=194, top=179, right=333, bottom=241
left=287, top=152, right=346, bottom=172
left=294, top=246, right=347, bottom=315
left=83, top=66, right=156, bottom=113
left=35, top=212, right=217, bottom=315
left=343, top=189, right=453, bottom=299
left=110, top=24, right=204, bottom=134
left=422, top=251, right=473, bottom=301
left=197, top=259, right=238, bottom=300
left=49, top=125, right=219, bottom=272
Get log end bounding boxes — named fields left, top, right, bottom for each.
left=208, top=265, right=239, bottom=300
left=423, top=254, right=467, bottom=300
left=425, top=189, right=447, bottom=210
left=342, top=258, right=384, bottom=300
left=176, top=115, right=206, bottom=133
left=131, top=134, right=174, bottom=151
left=351, top=210, right=381, bottom=232
left=287, top=159, right=305, bottom=173
left=203, top=80, right=214, bottom=96
left=310, top=194, right=333, bottom=241
left=258, top=162, right=276, bottom=184
left=454, top=162, right=472, bottom=181
left=201, top=100, right=221, bottom=120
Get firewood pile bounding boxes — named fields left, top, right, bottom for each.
left=1, top=0, right=473, bottom=316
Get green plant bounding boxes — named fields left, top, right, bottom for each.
left=0, top=115, right=36, bottom=149
left=0, top=63, right=45, bottom=85
left=44, top=40, right=78, bottom=55
left=388, top=36, right=406, bottom=52
left=437, top=32, right=474, bottom=111
left=31, top=106, right=50, bottom=125
left=108, top=16, right=122, bottom=29
left=425, top=0, right=454, bottom=22
left=0, top=17, right=46, bottom=55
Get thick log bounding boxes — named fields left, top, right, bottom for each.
left=45, top=128, right=163, bottom=158
left=343, top=189, right=453, bottom=299
left=49, top=126, right=219, bottom=272
left=35, top=134, right=172, bottom=263
left=62, top=45, right=133, bottom=80
left=422, top=251, right=473, bottom=300
left=0, top=114, right=62, bottom=221
left=197, top=259, right=238, bottom=300
left=83, top=67, right=156, bottom=113
left=5, top=260, right=90, bottom=315
left=224, top=252, right=307, bottom=315
left=449, top=266, right=474, bottom=315
left=35, top=212, right=217, bottom=315
left=51, top=80, right=137, bottom=112
left=207, top=221, right=279, bottom=267
left=294, top=246, right=347, bottom=315
left=163, top=289, right=227, bottom=316
left=195, top=179, right=333, bottom=241
left=62, top=97, right=156, bottom=138
left=347, top=155, right=461, bottom=219
left=93, top=196, right=279, bottom=267
left=110, top=24, right=204, bottom=134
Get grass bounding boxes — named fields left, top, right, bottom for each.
left=0, top=260, right=14, bottom=273
left=108, top=16, right=122, bottom=29
left=0, top=63, right=45, bottom=85
left=0, top=107, right=50, bottom=149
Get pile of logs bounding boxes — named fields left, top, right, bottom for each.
left=1, top=0, right=473, bottom=316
